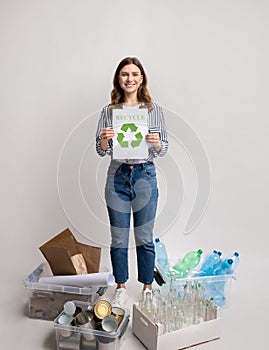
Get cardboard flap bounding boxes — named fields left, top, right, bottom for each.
left=39, top=228, right=101, bottom=275
left=39, top=246, right=77, bottom=275
left=76, top=242, right=101, bottom=273
left=39, top=228, right=79, bottom=255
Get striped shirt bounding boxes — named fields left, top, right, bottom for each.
left=95, top=102, right=168, bottom=162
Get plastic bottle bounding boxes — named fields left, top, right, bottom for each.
left=172, top=249, right=203, bottom=278
left=204, top=259, right=233, bottom=307
left=214, top=258, right=233, bottom=275
left=196, top=250, right=222, bottom=276
left=154, top=238, right=169, bottom=271
left=204, top=286, right=226, bottom=308
left=225, top=252, right=240, bottom=273
left=206, top=253, right=240, bottom=307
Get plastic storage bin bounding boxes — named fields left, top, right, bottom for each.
left=54, top=301, right=130, bottom=350
left=24, top=262, right=105, bottom=320
left=156, top=260, right=236, bottom=308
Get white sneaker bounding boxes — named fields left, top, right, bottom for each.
left=112, top=288, right=128, bottom=307
left=142, top=288, right=153, bottom=299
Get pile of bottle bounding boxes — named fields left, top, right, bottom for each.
left=137, top=275, right=217, bottom=335
left=154, top=238, right=240, bottom=277
left=154, top=238, right=240, bottom=307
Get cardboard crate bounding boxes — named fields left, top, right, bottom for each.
left=24, top=262, right=105, bottom=320
left=132, top=304, right=221, bottom=350
left=54, top=301, right=130, bottom=350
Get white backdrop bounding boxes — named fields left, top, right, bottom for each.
left=1, top=0, right=268, bottom=349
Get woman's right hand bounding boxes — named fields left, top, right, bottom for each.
left=100, top=128, right=115, bottom=141
left=99, top=128, right=115, bottom=150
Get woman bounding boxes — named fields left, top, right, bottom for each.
left=96, top=57, right=168, bottom=306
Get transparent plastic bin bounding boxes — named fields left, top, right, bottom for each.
left=156, top=260, right=236, bottom=308
left=54, top=301, right=130, bottom=350
left=24, top=262, right=106, bottom=320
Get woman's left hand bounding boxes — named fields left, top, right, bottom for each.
left=145, top=133, right=162, bottom=152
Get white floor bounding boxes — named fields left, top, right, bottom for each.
left=0, top=253, right=267, bottom=350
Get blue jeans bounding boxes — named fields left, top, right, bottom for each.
left=105, top=160, right=159, bottom=284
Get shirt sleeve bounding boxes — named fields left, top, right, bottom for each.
left=95, top=106, right=113, bottom=157
left=150, top=104, right=168, bottom=158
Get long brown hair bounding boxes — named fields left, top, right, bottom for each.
left=110, top=57, right=153, bottom=106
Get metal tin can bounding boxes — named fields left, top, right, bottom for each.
left=81, top=336, right=97, bottom=349
left=57, top=314, right=74, bottom=338
left=58, top=333, right=81, bottom=349
left=63, top=301, right=76, bottom=316
left=101, top=315, right=118, bottom=333
left=75, top=310, right=90, bottom=325
left=93, top=300, right=112, bottom=329
left=111, top=306, right=125, bottom=326
left=93, top=300, right=112, bottom=320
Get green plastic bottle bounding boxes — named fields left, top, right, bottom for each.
left=172, top=249, right=203, bottom=278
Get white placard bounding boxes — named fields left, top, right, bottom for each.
left=112, top=108, right=149, bottom=159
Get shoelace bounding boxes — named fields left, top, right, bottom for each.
left=113, top=290, right=122, bottom=302
left=112, top=289, right=126, bottom=304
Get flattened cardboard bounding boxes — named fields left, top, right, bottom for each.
left=39, top=246, right=77, bottom=275
left=76, top=241, right=101, bottom=274
left=39, top=228, right=101, bottom=275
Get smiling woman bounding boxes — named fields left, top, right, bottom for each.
left=118, top=64, right=143, bottom=100
left=95, top=57, right=168, bottom=308
left=111, top=57, right=153, bottom=106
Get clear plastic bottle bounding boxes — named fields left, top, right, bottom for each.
left=172, top=249, right=203, bottom=278
left=225, top=251, right=240, bottom=273
left=205, top=258, right=233, bottom=307
left=214, top=258, right=233, bottom=275
left=206, top=253, right=239, bottom=307
left=154, top=237, right=169, bottom=271
left=196, top=250, right=222, bottom=276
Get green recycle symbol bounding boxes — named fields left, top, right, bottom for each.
left=117, top=123, right=143, bottom=148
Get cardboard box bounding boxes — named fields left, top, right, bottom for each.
left=54, top=301, right=130, bottom=350
left=24, top=262, right=104, bottom=320
left=132, top=304, right=221, bottom=350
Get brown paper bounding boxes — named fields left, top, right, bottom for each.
left=39, top=228, right=101, bottom=275
left=76, top=241, right=102, bottom=274
left=70, top=254, right=88, bottom=275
